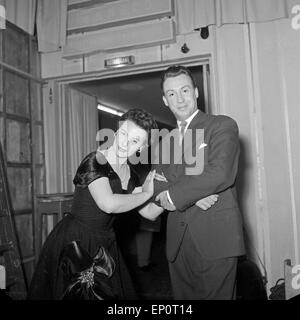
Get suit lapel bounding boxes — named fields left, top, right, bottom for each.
left=182, top=111, right=207, bottom=175
left=159, top=111, right=209, bottom=180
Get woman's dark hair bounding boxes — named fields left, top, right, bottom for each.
left=160, top=65, right=196, bottom=91
left=119, top=108, right=158, bottom=146
left=73, top=152, right=108, bottom=188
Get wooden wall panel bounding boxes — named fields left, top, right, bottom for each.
left=30, top=39, right=41, bottom=78
left=68, top=0, right=118, bottom=8
left=4, top=71, right=29, bottom=118
left=67, top=0, right=173, bottom=34
left=31, top=82, right=42, bottom=122
left=7, top=167, right=32, bottom=211
left=33, top=125, right=44, bottom=165
left=35, top=167, right=45, bottom=195
left=0, top=66, right=2, bottom=112
left=0, top=117, right=3, bottom=147
left=4, top=26, right=29, bottom=72
left=1, top=21, right=45, bottom=289
left=6, top=120, right=31, bottom=163
left=64, top=19, right=175, bottom=58
left=15, top=214, right=34, bottom=258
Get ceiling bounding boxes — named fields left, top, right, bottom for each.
left=72, top=66, right=204, bottom=127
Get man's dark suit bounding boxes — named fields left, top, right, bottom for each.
left=154, top=110, right=245, bottom=299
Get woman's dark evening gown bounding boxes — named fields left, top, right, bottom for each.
left=27, top=152, right=139, bottom=300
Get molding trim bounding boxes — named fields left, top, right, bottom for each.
left=63, top=19, right=175, bottom=59
left=67, top=0, right=174, bottom=35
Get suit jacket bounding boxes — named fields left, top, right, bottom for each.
left=153, top=111, right=245, bottom=262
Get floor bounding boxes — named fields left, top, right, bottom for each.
left=116, top=212, right=173, bottom=300
left=116, top=212, right=269, bottom=301
left=127, top=232, right=172, bottom=300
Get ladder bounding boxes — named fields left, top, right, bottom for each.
left=0, top=142, right=27, bottom=299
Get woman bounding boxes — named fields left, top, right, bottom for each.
left=27, top=109, right=217, bottom=300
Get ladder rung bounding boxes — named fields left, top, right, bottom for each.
left=0, top=242, right=14, bottom=254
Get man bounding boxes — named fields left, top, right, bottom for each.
left=154, top=65, right=245, bottom=300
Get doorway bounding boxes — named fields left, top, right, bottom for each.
left=71, top=64, right=210, bottom=131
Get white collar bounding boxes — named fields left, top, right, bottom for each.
left=176, top=109, right=199, bottom=130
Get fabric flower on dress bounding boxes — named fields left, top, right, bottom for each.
left=59, top=240, right=116, bottom=300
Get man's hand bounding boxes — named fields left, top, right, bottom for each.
left=196, top=194, right=219, bottom=211
left=155, top=190, right=176, bottom=211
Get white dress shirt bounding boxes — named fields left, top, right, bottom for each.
left=166, top=109, right=199, bottom=206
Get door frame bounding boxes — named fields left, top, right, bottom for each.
left=45, top=54, right=219, bottom=117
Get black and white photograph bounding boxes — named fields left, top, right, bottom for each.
left=0, top=0, right=300, bottom=311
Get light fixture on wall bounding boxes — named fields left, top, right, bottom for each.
left=194, top=26, right=209, bottom=39
left=104, top=55, right=135, bottom=68
left=97, top=104, right=124, bottom=117
left=200, top=27, right=209, bottom=39
left=181, top=42, right=190, bottom=54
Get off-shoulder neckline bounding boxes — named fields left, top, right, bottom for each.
left=96, top=150, right=135, bottom=191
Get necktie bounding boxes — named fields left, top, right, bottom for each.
left=179, top=120, right=187, bottom=146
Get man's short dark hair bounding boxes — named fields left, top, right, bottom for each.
left=161, top=65, right=196, bottom=92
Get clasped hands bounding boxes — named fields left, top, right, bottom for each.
left=154, top=172, right=219, bottom=212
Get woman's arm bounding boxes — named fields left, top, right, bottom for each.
left=88, top=171, right=154, bottom=214
left=138, top=202, right=164, bottom=221
left=132, top=186, right=164, bottom=221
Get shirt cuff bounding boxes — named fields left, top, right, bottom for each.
left=166, top=190, right=174, bottom=205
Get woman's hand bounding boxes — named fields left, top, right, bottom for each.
left=142, top=170, right=156, bottom=196
left=196, top=194, right=219, bottom=211
left=132, top=187, right=142, bottom=194
left=154, top=172, right=168, bottom=182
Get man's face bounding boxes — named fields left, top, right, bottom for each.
left=162, top=74, right=199, bottom=121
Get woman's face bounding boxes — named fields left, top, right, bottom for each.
left=113, top=120, right=148, bottom=159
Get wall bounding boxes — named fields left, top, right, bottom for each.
left=42, top=82, right=98, bottom=193
left=0, top=21, right=44, bottom=285
left=41, top=32, right=212, bottom=78
left=40, top=2, right=300, bottom=294
left=0, top=0, right=36, bottom=35
left=251, top=18, right=300, bottom=288
left=211, top=18, right=300, bottom=290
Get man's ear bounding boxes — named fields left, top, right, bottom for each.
left=162, top=95, right=168, bottom=107
left=195, top=87, right=199, bottom=99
